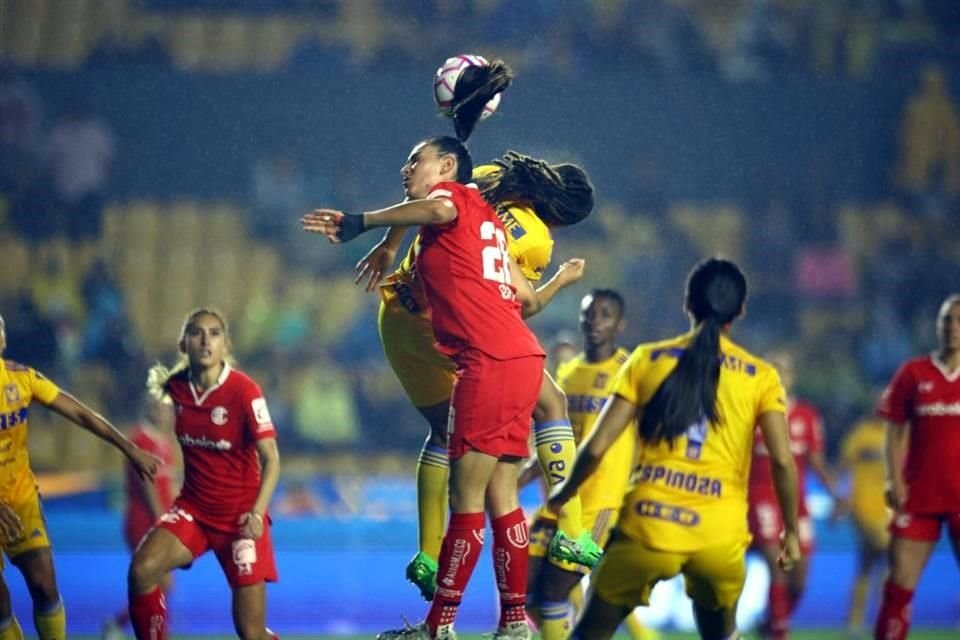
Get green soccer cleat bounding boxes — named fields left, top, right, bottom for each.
left=548, top=530, right=603, bottom=568
left=405, top=551, right=438, bottom=601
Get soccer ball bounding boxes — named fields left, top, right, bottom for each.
left=433, top=54, right=501, bottom=119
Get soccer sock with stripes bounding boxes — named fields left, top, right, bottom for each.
left=0, top=616, right=23, bottom=640
left=768, top=580, right=791, bottom=639
left=416, top=440, right=450, bottom=561
left=847, top=574, right=870, bottom=631
left=874, top=579, right=913, bottom=640
left=534, top=420, right=584, bottom=538
left=623, top=610, right=653, bottom=640
left=538, top=601, right=571, bottom=640
left=33, top=599, right=65, bottom=640
left=492, top=508, right=529, bottom=628
left=129, top=587, right=166, bottom=640
left=427, top=512, right=485, bottom=637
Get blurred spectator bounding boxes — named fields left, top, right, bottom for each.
left=80, top=259, right=128, bottom=362
left=894, top=65, right=960, bottom=210
left=274, top=479, right=325, bottom=517
left=0, top=294, right=58, bottom=374
left=0, top=68, right=42, bottom=192
left=43, top=103, right=115, bottom=241
left=858, top=298, right=914, bottom=385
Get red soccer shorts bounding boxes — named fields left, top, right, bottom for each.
left=447, top=350, right=544, bottom=461
left=890, top=511, right=960, bottom=541
left=748, top=498, right=814, bottom=555
left=158, top=499, right=278, bottom=588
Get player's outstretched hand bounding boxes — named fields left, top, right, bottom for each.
left=301, top=209, right=367, bottom=243
left=238, top=511, right=265, bottom=540
left=778, top=530, right=802, bottom=572
left=0, top=502, right=24, bottom=544
left=129, top=447, right=162, bottom=482
left=355, top=238, right=398, bottom=292
left=555, top=258, right=586, bottom=288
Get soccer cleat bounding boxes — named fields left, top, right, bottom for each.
left=489, top=621, right=531, bottom=640
left=548, top=530, right=603, bottom=568
left=101, top=619, right=125, bottom=640
left=377, top=620, right=457, bottom=640
left=405, top=551, right=438, bottom=601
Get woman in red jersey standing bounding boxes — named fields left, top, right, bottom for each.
left=874, top=294, right=960, bottom=640
left=127, top=308, right=281, bottom=640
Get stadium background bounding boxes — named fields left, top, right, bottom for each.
left=0, top=0, right=959, bottom=635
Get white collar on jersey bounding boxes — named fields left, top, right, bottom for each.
left=929, top=352, right=960, bottom=382
left=188, top=362, right=232, bottom=406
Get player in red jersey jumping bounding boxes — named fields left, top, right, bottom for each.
left=303, top=135, right=544, bottom=640
left=747, top=349, right=840, bottom=639
left=127, top=308, right=281, bottom=640
left=105, top=394, right=177, bottom=639
left=874, top=294, right=960, bottom=640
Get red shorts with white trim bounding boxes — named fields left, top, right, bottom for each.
left=157, top=499, right=278, bottom=588
left=748, top=498, right=814, bottom=555
left=889, top=511, right=960, bottom=542
left=447, top=350, right=543, bottom=461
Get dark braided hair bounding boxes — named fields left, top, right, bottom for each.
left=450, top=60, right=513, bottom=142
left=477, top=151, right=595, bottom=227
left=639, top=258, right=747, bottom=447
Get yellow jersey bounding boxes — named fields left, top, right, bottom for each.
left=557, top=348, right=635, bottom=510
left=0, top=359, right=60, bottom=500
left=613, top=332, right=786, bottom=552
left=384, top=164, right=555, bottom=312
left=841, top=418, right=889, bottom=526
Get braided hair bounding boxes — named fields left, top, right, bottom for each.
left=477, top=151, right=595, bottom=227
left=449, top=60, right=513, bottom=142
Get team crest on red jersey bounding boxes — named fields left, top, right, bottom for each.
left=4, top=385, right=18, bottom=404
left=210, top=406, right=229, bottom=426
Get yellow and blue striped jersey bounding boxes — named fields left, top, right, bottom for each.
left=613, top=332, right=786, bottom=552
left=557, top=347, right=635, bottom=510
left=0, top=359, right=60, bottom=500
left=841, top=418, right=888, bottom=526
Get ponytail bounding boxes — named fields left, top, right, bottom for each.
left=450, top=60, right=513, bottom=142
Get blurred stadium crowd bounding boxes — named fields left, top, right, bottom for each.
left=0, top=0, right=959, bottom=478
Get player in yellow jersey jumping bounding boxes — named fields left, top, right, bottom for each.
left=526, top=289, right=656, bottom=640
left=837, top=411, right=890, bottom=637
left=354, top=149, right=596, bottom=600
left=548, top=258, right=802, bottom=640
left=0, top=313, right=159, bottom=640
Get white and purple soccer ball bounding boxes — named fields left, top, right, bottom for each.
left=433, top=54, right=501, bottom=119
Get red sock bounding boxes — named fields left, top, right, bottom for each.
left=874, top=580, right=913, bottom=640
left=427, top=512, right=485, bottom=636
left=769, top=580, right=791, bottom=639
left=492, top=508, right=529, bottom=627
left=129, top=587, right=166, bottom=640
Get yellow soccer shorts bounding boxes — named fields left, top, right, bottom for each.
left=1, top=486, right=52, bottom=567
left=853, top=512, right=891, bottom=552
left=378, top=291, right=456, bottom=409
left=529, top=507, right=619, bottom=575
left=591, top=530, right=748, bottom=611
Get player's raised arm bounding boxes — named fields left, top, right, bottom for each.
left=45, top=391, right=160, bottom=481
left=354, top=226, right=410, bottom=292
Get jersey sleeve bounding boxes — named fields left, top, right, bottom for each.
left=612, top=346, right=646, bottom=405
left=30, top=369, right=61, bottom=405
left=509, top=234, right=553, bottom=282
left=240, top=380, right=276, bottom=441
left=756, top=366, right=787, bottom=418
left=877, top=362, right=913, bottom=425
left=840, top=428, right=860, bottom=466
left=426, top=182, right=464, bottom=231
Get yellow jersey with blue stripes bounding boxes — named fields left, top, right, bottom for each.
left=841, top=418, right=889, bottom=527
left=0, top=359, right=60, bottom=499
left=557, top=348, right=635, bottom=510
left=613, top=332, right=786, bottom=552
left=385, top=164, right=555, bottom=312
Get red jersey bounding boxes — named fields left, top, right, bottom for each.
left=417, top=181, right=544, bottom=361
left=125, top=422, right=176, bottom=529
left=749, top=398, right=824, bottom=513
left=167, top=364, right=276, bottom=529
left=878, top=355, right=960, bottom=513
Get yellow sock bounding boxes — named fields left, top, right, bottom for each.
left=0, top=616, right=24, bottom=640
left=535, top=420, right=583, bottom=537
left=568, top=583, right=583, bottom=617
left=34, top=600, right=65, bottom=640
left=624, top=611, right=658, bottom=639
left=416, top=440, right=449, bottom=560
left=847, top=574, right=870, bottom=631
left=539, top=600, right=572, bottom=640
